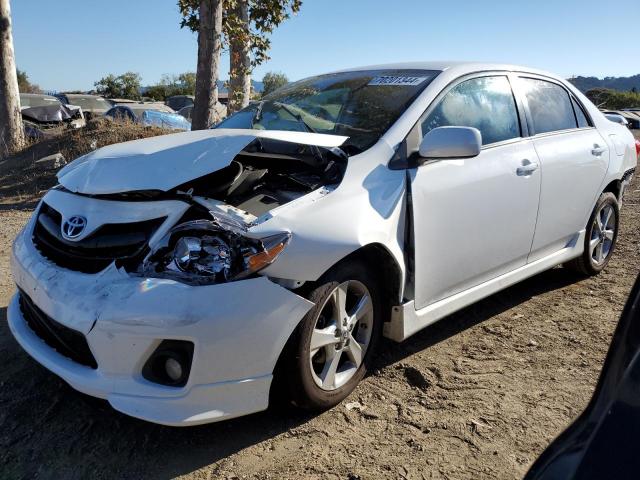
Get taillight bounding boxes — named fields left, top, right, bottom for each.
left=636, top=139, right=640, bottom=159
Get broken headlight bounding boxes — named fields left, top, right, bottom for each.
left=140, top=220, right=290, bottom=285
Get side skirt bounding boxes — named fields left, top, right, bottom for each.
left=384, top=230, right=585, bottom=342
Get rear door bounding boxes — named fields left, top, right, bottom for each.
left=409, top=74, right=541, bottom=309
left=515, top=76, right=610, bottom=262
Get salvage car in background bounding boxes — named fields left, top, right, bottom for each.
left=104, top=103, right=191, bottom=131
left=178, top=103, right=227, bottom=124
left=605, top=113, right=629, bottom=127
left=602, top=110, right=640, bottom=130
left=8, top=62, right=637, bottom=426
left=20, top=93, right=85, bottom=138
left=55, top=94, right=111, bottom=120
left=166, top=94, right=194, bottom=111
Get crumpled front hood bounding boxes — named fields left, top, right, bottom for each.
left=57, top=128, right=348, bottom=195
left=21, top=104, right=81, bottom=123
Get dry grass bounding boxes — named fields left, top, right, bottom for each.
left=0, top=119, right=174, bottom=208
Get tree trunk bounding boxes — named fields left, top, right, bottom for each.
left=0, top=0, right=24, bottom=157
left=192, top=0, right=223, bottom=130
left=228, top=0, right=251, bottom=114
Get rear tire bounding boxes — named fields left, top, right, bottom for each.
left=565, top=192, right=619, bottom=276
left=279, top=261, right=383, bottom=410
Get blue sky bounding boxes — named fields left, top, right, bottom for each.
left=11, top=0, right=638, bottom=92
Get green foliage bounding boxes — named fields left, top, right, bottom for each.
left=569, top=75, right=640, bottom=93
left=16, top=69, right=41, bottom=93
left=94, top=72, right=142, bottom=100
left=586, top=88, right=640, bottom=110
left=261, top=71, right=288, bottom=96
left=145, top=72, right=197, bottom=101
left=177, top=0, right=302, bottom=67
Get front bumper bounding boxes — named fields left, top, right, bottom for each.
left=8, top=219, right=313, bottom=426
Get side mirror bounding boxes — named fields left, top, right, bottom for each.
left=419, top=126, right=482, bottom=160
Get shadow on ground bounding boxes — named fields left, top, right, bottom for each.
left=0, top=267, right=585, bottom=479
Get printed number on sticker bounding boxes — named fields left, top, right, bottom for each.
left=368, top=76, right=427, bottom=86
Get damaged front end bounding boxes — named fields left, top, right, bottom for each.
left=134, top=136, right=347, bottom=284
left=51, top=129, right=350, bottom=284
left=22, top=103, right=86, bottom=139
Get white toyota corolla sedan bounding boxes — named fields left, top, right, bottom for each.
left=8, top=62, right=638, bottom=425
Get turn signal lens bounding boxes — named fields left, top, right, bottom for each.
left=247, top=242, right=286, bottom=272
left=241, top=233, right=291, bottom=278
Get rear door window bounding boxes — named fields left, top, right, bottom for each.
left=421, top=76, right=521, bottom=146
left=519, top=78, right=577, bottom=134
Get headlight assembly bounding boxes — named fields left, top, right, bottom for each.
left=139, top=220, right=290, bottom=285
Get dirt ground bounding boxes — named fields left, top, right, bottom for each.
left=1, top=165, right=639, bottom=479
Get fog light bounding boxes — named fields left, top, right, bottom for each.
left=165, top=357, right=183, bottom=382
left=142, top=340, right=194, bottom=387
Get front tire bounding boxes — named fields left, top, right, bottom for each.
left=281, top=261, right=383, bottom=410
left=566, top=192, right=619, bottom=276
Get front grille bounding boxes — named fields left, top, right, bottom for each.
left=32, top=202, right=165, bottom=274
left=18, top=290, right=97, bottom=369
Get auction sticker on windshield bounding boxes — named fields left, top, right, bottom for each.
left=368, top=76, right=428, bottom=86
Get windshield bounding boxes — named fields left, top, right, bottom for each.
left=66, top=96, right=111, bottom=110
left=20, top=95, right=61, bottom=108
left=216, top=69, right=439, bottom=153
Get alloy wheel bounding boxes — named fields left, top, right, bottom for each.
left=309, top=280, right=374, bottom=391
left=590, top=203, right=617, bottom=265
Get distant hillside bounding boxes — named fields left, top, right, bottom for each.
left=568, top=75, right=640, bottom=93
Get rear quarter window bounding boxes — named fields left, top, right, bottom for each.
left=520, top=78, right=578, bottom=134
left=571, top=97, right=591, bottom=128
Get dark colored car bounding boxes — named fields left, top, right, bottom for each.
left=165, top=95, right=194, bottom=111
left=527, top=272, right=640, bottom=480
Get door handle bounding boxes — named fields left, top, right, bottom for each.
left=592, top=144, right=606, bottom=156
left=516, top=160, right=539, bottom=176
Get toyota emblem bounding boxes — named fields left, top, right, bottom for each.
left=61, top=216, right=87, bottom=239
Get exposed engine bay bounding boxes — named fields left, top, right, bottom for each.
left=135, top=140, right=348, bottom=284
left=173, top=139, right=347, bottom=217
left=77, top=137, right=350, bottom=219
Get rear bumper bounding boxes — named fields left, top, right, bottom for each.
left=8, top=217, right=314, bottom=426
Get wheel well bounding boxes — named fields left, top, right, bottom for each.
left=332, top=243, right=404, bottom=308
left=603, top=179, right=621, bottom=200
left=296, top=243, right=404, bottom=311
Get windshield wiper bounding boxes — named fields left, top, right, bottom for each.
left=250, top=100, right=326, bottom=164
left=251, top=101, right=265, bottom=127
left=271, top=101, right=318, bottom=134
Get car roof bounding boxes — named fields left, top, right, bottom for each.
left=121, top=103, right=176, bottom=114
left=331, top=61, right=559, bottom=79
left=20, top=93, right=57, bottom=98
left=63, top=93, right=104, bottom=98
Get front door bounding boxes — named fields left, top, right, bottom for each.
left=409, top=75, right=541, bottom=310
